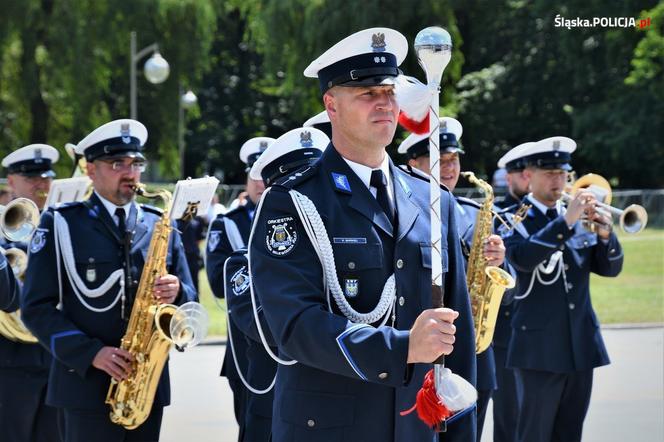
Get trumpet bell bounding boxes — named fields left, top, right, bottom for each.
left=570, top=173, right=612, bottom=205
left=621, top=204, right=648, bottom=234
left=0, top=198, right=40, bottom=242
left=1, top=247, right=28, bottom=279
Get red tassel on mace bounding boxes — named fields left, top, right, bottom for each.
left=398, top=111, right=430, bottom=135
left=400, top=368, right=452, bottom=428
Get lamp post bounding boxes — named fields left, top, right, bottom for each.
left=130, top=31, right=170, bottom=120
left=178, top=85, right=198, bottom=178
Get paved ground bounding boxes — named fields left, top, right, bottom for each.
left=162, top=327, right=663, bottom=441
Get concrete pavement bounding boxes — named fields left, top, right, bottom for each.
left=161, top=327, right=663, bottom=441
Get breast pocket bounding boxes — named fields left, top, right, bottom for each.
left=74, top=253, right=118, bottom=288
left=419, top=243, right=448, bottom=272
left=281, top=390, right=355, bottom=442
left=332, top=243, right=383, bottom=301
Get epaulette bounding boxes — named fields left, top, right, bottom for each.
left=52, top=201, right=85, bottom=212
left=272, top=163, right=320, bottom=190
left=396, top=164, right=451, bottom=192
left=456, top=196, right=482, bottom=210
left=139, top=203, right=164, bottom=216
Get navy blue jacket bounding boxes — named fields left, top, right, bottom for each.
left=20, top=193, right=196, bottom=410
left=504, top=197, right=623, bottom=373
left=206, top=201, right=255, bottom=379
left=0, top=239, right=52, bottom=372
left=250, top=146, right=476, bottom=442
left=454, top=197, right=497, bottom=392
left=224, top=250, right=277, bottom=420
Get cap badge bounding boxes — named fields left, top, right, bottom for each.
left=34, top=148, right=43, bottom=163
left=259, top=140, right=268, bottom=152
left=300, top=131, right=313, bottom=148
left=371, top=33, right=386, bottom=52
left=552, top=140, right=560, bottom=151
left=121, top=123, right=131, bottom=144
left=373, top=56, right=387, bottom=64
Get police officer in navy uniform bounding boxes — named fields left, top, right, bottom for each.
left=399, top=117, right=506, bottom=440
left=0, top=144, right=60, bottom=442
left=223, top=127, right=329, bottom=442
left=20, top=119, right=196, bottom=442
left=205, top=136, right=274, bottom=440
left=503, top=136, right=623, bottom=442
left=490, top=142, right=533, bottom=442
left=250, top=28, right=476, bottom=442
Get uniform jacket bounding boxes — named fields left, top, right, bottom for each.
left=504, top=196, right=623, bottom=373
left=206, top=201, right=255, bottom=379
left=0, top=238, right=51, bottom=372
left=250, top=146, right=476, bottom=442
left=0, top=253, right=19, bottom=312
left=20, top=193, right=196, bottom=410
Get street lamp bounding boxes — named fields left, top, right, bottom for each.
left=130, top=31, right=170, bottom=120
left=178, top=85, right=198, bottom=178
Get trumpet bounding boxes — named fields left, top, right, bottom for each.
left=0, top=198, right=40, bottom=242
left=563, top=173, right=648, bottom=234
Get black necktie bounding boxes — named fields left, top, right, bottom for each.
left=115, top=208, right=127, bottom=234
left=546, top=208, right=558, bottom=220
left=370, top=169, right=395, bottom=224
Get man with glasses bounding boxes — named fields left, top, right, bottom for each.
left=0, top=143, right=60, bottom=442
left=21, top=119, right=196, bottom=442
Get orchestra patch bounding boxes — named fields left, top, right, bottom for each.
left=207, top=231, right=221, bottom=252
left=265, top=216, right=298, bottom=256
left=231, top=266, right=251, bottom=296
left=30, top=229, right=48, bottom=254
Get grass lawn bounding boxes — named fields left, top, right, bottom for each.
left=197, top=228, right=664, bottom=336
left=590, top=228, right=664, bottom=324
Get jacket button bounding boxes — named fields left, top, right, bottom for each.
left=398, top=296, right=405, bottom=306
left=559, top=245, right=566, bottom=251
left=583, top=240, right=589, bottom=246
left=557, top=233, right=564, bottom=239
left=378, top=372, right=389, bottom=380
left=307, top=419, right=315, bottom=428
left=505, top=310, right=510, bottom=316
left=569, top=303, right=575, bottom=310
left=564, top=264, right=569, bottom=271
left=347, top=261, right=356, bottom=270
left=521, top=325, right=527, bottom=331
left=567, top=283, right=573, bottom=290
left=610, top=248, right=616, bottom=254
left=396, top=259, right=404, bottom=269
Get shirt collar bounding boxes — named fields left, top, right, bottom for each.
left=342, top=154, right=393, bottom=200
left=527, top=192, right=563, bottom=216
left=95, top=191, right=134, bottom=220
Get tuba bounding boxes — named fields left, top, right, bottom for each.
left=563, top=173, right=648, bottom=234
left=461, top=172, right=516, bottom=354
left=105, top=184, right=204, bottom=429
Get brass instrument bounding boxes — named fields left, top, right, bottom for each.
left=0, top=199, right=41, bottom=344
left=0, top=247, right=39, bottom=343
left=461, top=172, right=516, bottom=354
left=563, top=173, right=648, bottom=234
left=105, top=184, right=183, bottom=429
left=0, top=198, right=40, bottom=242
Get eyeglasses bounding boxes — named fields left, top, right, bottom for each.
left=100, top=160, right=146, bottom=173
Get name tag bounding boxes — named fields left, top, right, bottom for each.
left=333, top=237, right=367, bottom=244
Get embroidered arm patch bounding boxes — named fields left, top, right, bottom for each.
left=265, top=216, right=298, bottom=257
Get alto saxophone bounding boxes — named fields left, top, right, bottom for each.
left=105, top=184, right=180, bottom=429
left=460, top=172, right=515, bottom=354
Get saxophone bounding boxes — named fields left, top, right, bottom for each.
left=105, top=184, right=180, bottom=429
left=0, top=247, right=38, bottom=343
left=460, top=172, right=515, bottom=354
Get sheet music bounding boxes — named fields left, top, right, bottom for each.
left=45, top=176, right=92, bottom=208
left=170, top=176, right=220, bottom=220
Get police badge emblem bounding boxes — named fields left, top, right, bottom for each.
left=266, top=216, right=298, bottom=256
left=30, top=229, right=47, bottom=253
left=121, top=123, right=131, bottom=144
left=344, top=278, right=359, bottom=298
left=231, top=266, right=251, bottom=296
left=300, top=131, right=313, bottom=148
left=371, top=33, right=386, bottom=52
left=208, top=230, right=221, bottom=252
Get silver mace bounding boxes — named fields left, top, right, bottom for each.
left=414, top=26, right=474, bottom=432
